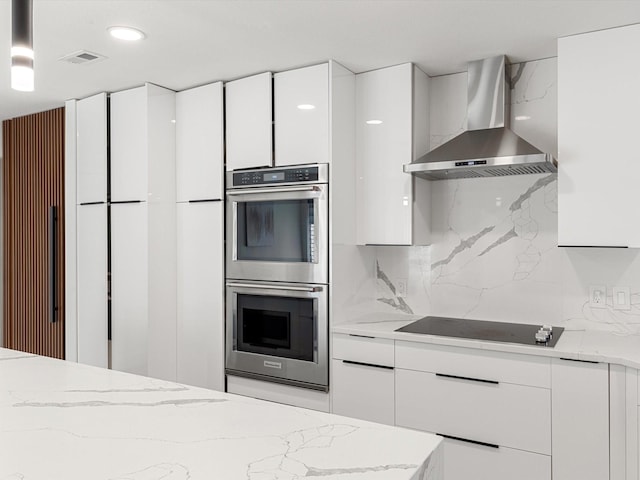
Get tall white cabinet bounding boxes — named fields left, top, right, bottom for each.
left=558, top=24, right=640, bottom=247
left=355, top=63, right=431, bottom=245
left=175, top=83, right=225, bottom=391
left=75, top=92, right=108, bottom=368
left=109, top=84, right=177, bottom=381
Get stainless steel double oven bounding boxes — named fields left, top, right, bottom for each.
left=225, top=164, right=329, bottom=391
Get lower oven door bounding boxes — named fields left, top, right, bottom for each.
left=225, top=280, right=328, bottom=391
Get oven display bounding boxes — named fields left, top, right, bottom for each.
left=263, top=172, right=285, bottom=182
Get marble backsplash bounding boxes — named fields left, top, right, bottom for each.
left=341, top=57, right=640, bottom=336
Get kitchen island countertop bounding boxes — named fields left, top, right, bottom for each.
left=0, top=347, right=442, bottom=480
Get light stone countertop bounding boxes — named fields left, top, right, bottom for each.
left=332, top=311, right=640, bottom=369
left=0, top=347, right=442, bottom=480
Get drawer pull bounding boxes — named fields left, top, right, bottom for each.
left=559, top=357, right=600, bottom=364
left=342, top=360, right=393, bottom=370
left=435, top=373, right=498, bottom=385
left=438, top=433, right=500, bottom=449
left=348, top=334, right=376, bottom=339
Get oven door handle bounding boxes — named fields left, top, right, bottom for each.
left=227, top=282, right=323, bottom=293
left=226, top=185, right=321, bottom=196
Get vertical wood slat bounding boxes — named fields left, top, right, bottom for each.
left=2, top=108, right=65, bottom=359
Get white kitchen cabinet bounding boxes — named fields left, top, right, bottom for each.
left=558, top=24, right=640, bottom=247
left=176, top=82, right=224, bottom=201
left=551, top=358, right=609, bottom=480
left=176, top=201, right=224, bottom=391
left=274, top=63, right=329, bottom=166
left=109, top=83, right=177, bottom=381
left=331, top=334, right=395, bottom=425
left=110, top=84, right=175, bottom=202
left=76, top=93, right=107, bottom=204
left=76, top=203, right=108, bottom=368
left=394, top=341, right=551, bottom=477
left=355, top=63, right=430, bottom=245
left=225, top=72, right=273, bottom=171
left=110, top=202, right=148, bottom=377
left=442, top=437, right=551, bottom=480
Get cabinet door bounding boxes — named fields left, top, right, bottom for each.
left=110, top=86, right=147, bottom=201
left=443, top=438, right=551, bottom=480
left=76, top=204, right=108, bottom=368
left=274, top=63, right=329, bottom=166
left=558, top=24, right=640, bottom=247
left=225, top=72, right=273, bottom=171
left=176, top=83, right=224, bottom=201
left=176, top=201, right=224, bottom=391
left=551, top=359, right=609, bottom=480
left=110, top=202, right=148, bottom=376
left=76, top=93, right=107, bottom=204
left=331, top=359, right=394, bottom=425
left=356, top=64, right=414, bottom=245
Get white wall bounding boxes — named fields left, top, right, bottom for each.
left=343, top=57, right=640, bottom=336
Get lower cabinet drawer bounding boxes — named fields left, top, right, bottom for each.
left=395, top=368, right=551, bottom=455
left=331, top=359, right=394, bottom=425
left=443, top=437, right=551, bottom=480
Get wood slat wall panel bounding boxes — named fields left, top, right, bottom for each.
left=2, top=108, right=65, bottom=359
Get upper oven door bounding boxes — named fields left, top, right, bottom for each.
left=226, top=184, right=328, bottom=284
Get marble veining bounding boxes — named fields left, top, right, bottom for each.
left=0, top=348, right=442, bottom=480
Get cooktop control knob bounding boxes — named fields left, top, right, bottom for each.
left=535, top=329, right=550, bottom=343
left=542, top=325, right=553, bottom=334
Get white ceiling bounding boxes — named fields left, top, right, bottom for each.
left=1, top=0, right=640, bottom=121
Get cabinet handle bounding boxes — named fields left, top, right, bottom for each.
left=437, top=433, right=499, bottom=449
left=435, top=373, right=498, bottom=385
left=48, top=206, right=58, bottom=323
left=348, top=334, right=375, bottom=339
left=227, top=185, right=320, bottom=196
left=342, top=360, right=393, bottom=371
left=559, top=357, right=600, bottom=364
left=226, top=282, right=322, bottom=293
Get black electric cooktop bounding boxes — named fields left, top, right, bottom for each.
left=395, top=316, right=564, bottom=347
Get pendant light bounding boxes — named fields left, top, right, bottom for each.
left=11, top=0, right=34, bottom=92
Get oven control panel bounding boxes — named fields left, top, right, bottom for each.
left=232, top=166, right=320, bottom=187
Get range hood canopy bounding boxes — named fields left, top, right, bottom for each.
left=404, top=55, right=557, bottom=180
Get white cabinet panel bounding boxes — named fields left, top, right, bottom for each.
left=395, top=368, right=551, bottom=455
left=177, top=201, right=224, bottom=391
left=225, top=72, right=273, bottom=171
left=176, top=83, right=224, bottom=201
left=110, top=203, right=148, bottom=376
left=76, top=93, right=107, bottom=204
left=442, top=438, right=551, bottom=480
left=558, top=24, right=640, bottom=246
left=356, top=63, right=430, bottom=245
left=274, top=63, right=329, bottom=166
left=395, top=341, right=550, bottom=388
left=76, top=204, right=108, bottom=368
left=332, top=333, right=394, bottom=367
left=551, top=359, right=609, bottom=480
left=110, top=86, right=147, bottom=201
left=331, top=359, right=394, bottom=425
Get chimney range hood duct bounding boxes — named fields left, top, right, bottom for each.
left=404, top=56, right=557, bottom=180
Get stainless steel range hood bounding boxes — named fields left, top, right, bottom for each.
left=404, top=56, right=557, bottom=180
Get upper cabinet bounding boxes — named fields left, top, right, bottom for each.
left=558, top=24, right=640, bottom=247
left=110, top=84, right=176, bottom=202
left=356, top=63, right=431, bottom=245
left=225, top=72, right=273, bottom=171
left=176, top=82, right=224, bottom=201
left=225, top=63, right=349, bottom=172
left=274, top=63, right=329, bottom=166
left=76, top=92, right=107, bottom=204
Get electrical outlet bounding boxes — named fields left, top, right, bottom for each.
left=589, top=285, right=607, bottom=309
left=613, top=286, right=631, bottom=310
left=395, top=278, right=408, bottom=298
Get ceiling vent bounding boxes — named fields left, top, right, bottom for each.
left=59, top=50, right=107, bottom=65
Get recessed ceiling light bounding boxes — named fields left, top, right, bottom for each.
left=108, top=26, right=146, bottom=41
left=366, top=120, right=383, bottom=125
left=297, top=104, right=316, bottom=110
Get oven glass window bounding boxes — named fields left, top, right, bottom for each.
left=237, top=294, right=314, bottom=361
left=236, top=199, right=315, bottom=263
